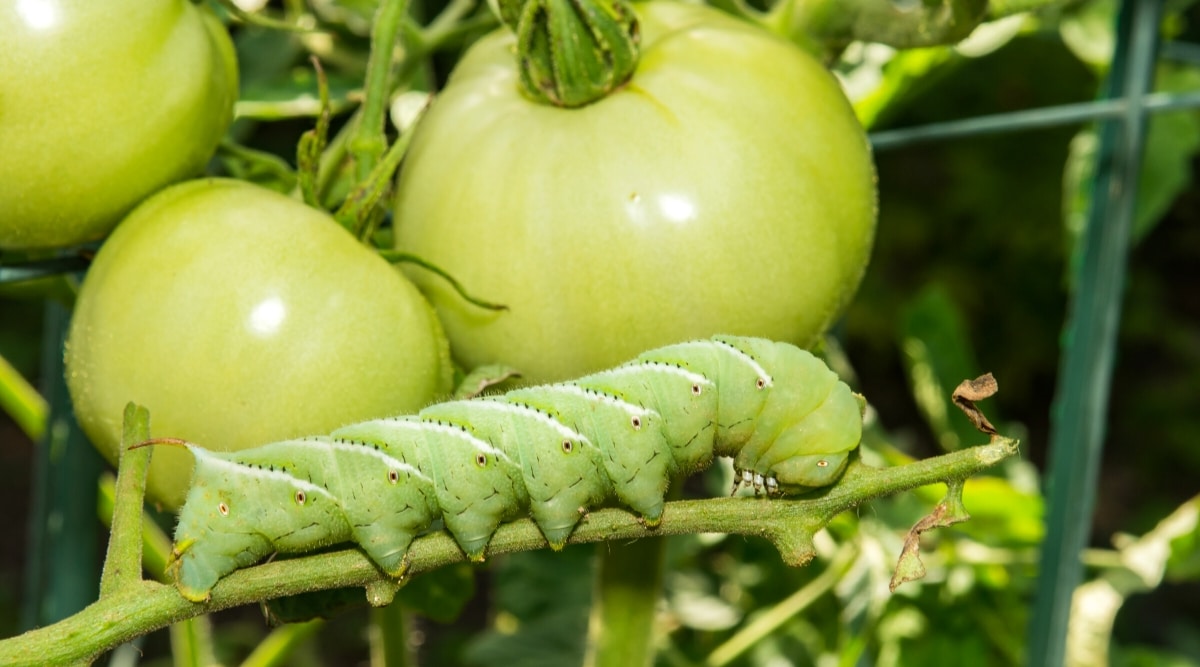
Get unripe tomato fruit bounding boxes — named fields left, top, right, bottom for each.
left=66, top=179, right=453, bottom=507
left=0, top=0, right=237, bottom=249
left=394, top=1, right=876, bottom=383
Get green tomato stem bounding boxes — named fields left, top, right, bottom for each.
left=297, top=57, right=333, bottom=209
left=337, top=106, right=426, bottom=239
left=312, top=0, right=494, bottom=217
left=98, top=403, right=152, bottom=600
left=369, top=603, right=414, bottom=667
left=210, top=0, right=312, bottom=32
left=0, top=352, right=47, bottom=442
left=585, top=477, right=680, bottom=667
left=96, top=475, right=174, bottom=585
left=500, top=0, right=640, bottom=108
left=168, top=615, right=218, bottom=667
left=421, top=0, right=489, bottom=49
left=380, top=250, right=509, bottom=311
left=240, top=620, right=325, bottom=667
left=584, top=537, right=666, bottom=667
left=351, top=0, right=411, bottom=184
left=770, top=0, right=989, bottom=54
left=704, top=543, right=858, bottom=667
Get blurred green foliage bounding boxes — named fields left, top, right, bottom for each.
left=2, top=0, right=1200, bottom=664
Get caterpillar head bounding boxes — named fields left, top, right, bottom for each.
left=766, top=443, right=854, bottom=489
left=755, top=384, right=864, bottom=492
left=171, top=480, right=272, bottom=602
left=171, top=444, right=339, bottom=602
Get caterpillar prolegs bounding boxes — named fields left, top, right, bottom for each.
left=162, top=336, right=863, bottom=601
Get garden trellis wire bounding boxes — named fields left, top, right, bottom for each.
left=870, top=1, right=1182, bottom=663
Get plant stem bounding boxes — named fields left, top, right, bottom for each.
left=369, top=602, right=412, bottom=667
left=97, top=475, right=174, bottom=584
left=704, top=543, right=858, bottom=667
left=0, top=352, right=47, bottom=442
left=351, top=0, right=411, bottom=184
left=169, top=616, right=217, bottom=667
left=0, top=437, right=1018, bottom=665
left=99, top=403, right=152, bottom=599
left=584, top=537, right=667, bottom=667
left=241, top=620, right=324, bottom=667
left=771, top=0, right=988, bottom=53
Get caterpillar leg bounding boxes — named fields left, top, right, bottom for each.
left=355, top=526, right=420, bottom=577
left=447, top=523, right=496, bottom=562
left=730, top=469, right=782, bottom=496
left=639, top=501, right=666, bottom=528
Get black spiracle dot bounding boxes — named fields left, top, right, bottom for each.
left=562, top=440, right=573, bottom=453
left=388, top=469, right=400, bottom=483
left=631, top=416, right=642, bottom=430
left=295, top=490, right=307, bottom=505
left=691, top=383, right=702, bottom=395
left=755, top=377, right=766, bottom=390
left=217, top=502, right=229, bottom=516
left=475, top=453, right=488, bottom=467
left=816, top=460, right=829, bottom=468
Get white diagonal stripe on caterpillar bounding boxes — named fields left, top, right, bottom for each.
left=190, top=446, right=334, bottom=499
left=470, top=398, right=594, bottom=446
left=351, top=416, right=512, bottom=462
left=540, top=383, right=660, bottom=418
left=669, top=339, right=774, bottom=388
left=291, top=437, right=430, bottom=483
left=712, top=337, right=774, bottom=387
left=414, top=419, right=512, bottom=462
left=589, top=361, right=715, bottom=389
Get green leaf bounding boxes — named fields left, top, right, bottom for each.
left=1131, top=65, right=1200, bottom=240
left=1164, top=497, right=1200, bottom=582
left=0, top=352, right=46, bottom=442
left=899, top=284, right=987, bottom=452
left=453, top=365, right=523, bottom=399
left=1059, top=0, right=1115, bottom=69
left=397, top=563, right=476, bottom=623
left=463, top=547, right=593, bottom=667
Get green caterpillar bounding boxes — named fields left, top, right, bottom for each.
left=159, top=336, right=863, bottom=602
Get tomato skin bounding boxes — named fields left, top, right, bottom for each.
left=394, top=2, right=876, bottom=383
left=66, top=179, right=453, bottom=507
left=0, top=0, right=237, bottom=249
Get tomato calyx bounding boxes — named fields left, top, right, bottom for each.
left=498, top=0, right=640, bottom=108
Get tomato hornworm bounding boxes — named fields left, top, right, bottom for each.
left=155, top=336, right=863, bottom=601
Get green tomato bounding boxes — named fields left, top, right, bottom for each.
left=66, top=179, right=453, bottom=507
left=394, top=1, right=877, bottom=384
left=0, top=0, right=237, bottom=249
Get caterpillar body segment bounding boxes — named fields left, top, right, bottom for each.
left=171, top=436, right=436, bottom=601
left=723, top=340, right=857, bottom=488
left=416, top=400, right=598, bottom=555
left=166, top=336, right=863, bottom=601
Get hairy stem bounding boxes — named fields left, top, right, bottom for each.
left=769, top=0, right=989, bottom=55
left=0, top=436, right=1019, bottom=665
left=98, top=404, right=151, bottom=599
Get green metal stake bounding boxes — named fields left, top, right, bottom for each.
left=1026, top=1, right=1162, bottom=665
